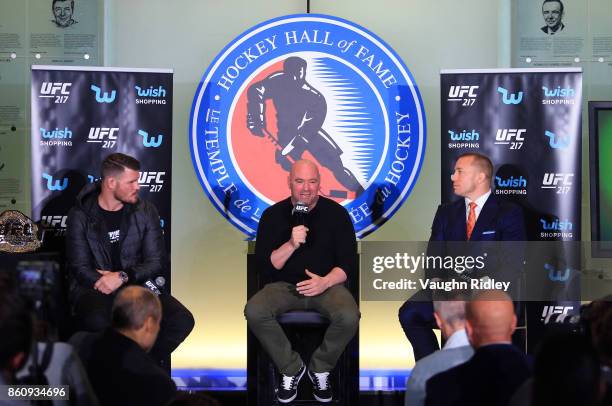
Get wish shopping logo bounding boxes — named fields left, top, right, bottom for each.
left=542, top=86, right=576, bottom=105
left=545, top=130, right=570, bottom=149
left=494, top=175, right=527, bottom=195
left=135, top=85, right=167, bottom=105
left=542, top=86, right=575, bottom=98
left=138, top=129, right=164, bottom=148
left=42, top=173, right=68, bottom=191
left=90, top=85, right=117, bottom=103
left=544, top=263, right=571, bottom=282
left=497, top=87, right=523, bottom=105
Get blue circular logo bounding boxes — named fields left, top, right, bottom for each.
left=190, top=14, right=426, bottom=238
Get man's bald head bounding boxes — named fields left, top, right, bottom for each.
left=465, top=290, right=516, bottom=348
left=112, top=286, right=162, bottom=352
left=288, top=159, right=320, bottom=208
left=112, top=286, right=161, bottom=331
left=289, top=159, right=319, bottom=180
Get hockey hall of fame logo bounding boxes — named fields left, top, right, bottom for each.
left=190, top=14, right=426, bottom=238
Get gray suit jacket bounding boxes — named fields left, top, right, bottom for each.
left=405, top=345, right=474, bottom=406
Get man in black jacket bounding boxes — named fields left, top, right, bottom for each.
left=85, top=286, right=177, bottom=406
left=66, top=153, right=194, bottom=367
left=425, top=290, right=530, bottom=406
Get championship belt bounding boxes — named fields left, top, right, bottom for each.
left=0, top=210, right=42, bottom=253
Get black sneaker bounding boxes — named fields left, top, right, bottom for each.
left=308, top=370, right=332, bottom=402
left=277, top=363, right=306, bottom=403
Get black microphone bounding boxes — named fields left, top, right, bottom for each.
left=292, top=201, right=309, bottom=226
left=143, top=276, right=166, bottom=296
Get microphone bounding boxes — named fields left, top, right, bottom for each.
left=143, top=276, right=166, bottom=296
left=292, top=201, right=309, bottom=226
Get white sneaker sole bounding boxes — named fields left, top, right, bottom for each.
left=313, top=393, right=332, bottom=403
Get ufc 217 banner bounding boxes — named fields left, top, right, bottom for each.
left=440, top=68, right=582, bottom=351
left=30, top=66, right=173, bottom=279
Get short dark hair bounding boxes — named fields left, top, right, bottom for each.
left=457, top=152, right=493, bottom=181
left=101, top=153, right=140, bottom=179
left=0, top=290, right=32, bottom=371
left=112, top=286, right=161, bottom=330
left=52, top=0, right=74, bottom=10
left=542, top=0, right=564, bottom=13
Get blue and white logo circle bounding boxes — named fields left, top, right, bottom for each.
left=190, top=14, right=426, bottom=238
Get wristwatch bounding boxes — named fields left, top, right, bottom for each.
left=118, top=271, right=129, bottom=284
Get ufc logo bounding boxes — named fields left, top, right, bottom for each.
left=139, top=172, right=165, bottom=185
left=88, top=128, right=119, bottom=141
left=40, top=82, right=71, bottom=96
left=541, top=306, right=573, bottom=324
left=542, top=173, right=573, bottom=187
left=496, top=129, right=526, bottom=142
left=448, top=85, right=479, bottom=98
left=41, top=216, right=67, bottom=228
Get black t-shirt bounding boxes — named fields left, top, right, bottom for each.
left=255, top=196, right=356, bottom=285
left=99, top=205, right=124, bottom=271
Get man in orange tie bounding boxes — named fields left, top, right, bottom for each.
left=398, top=152, right=525, bottom=360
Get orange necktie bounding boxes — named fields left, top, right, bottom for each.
left=466, top=202, right=477, bottom=240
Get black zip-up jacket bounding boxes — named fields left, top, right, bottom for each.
left=65, top=182, right=166, bottom=301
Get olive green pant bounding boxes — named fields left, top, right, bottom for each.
left=245, top=281, right=360, bottom=375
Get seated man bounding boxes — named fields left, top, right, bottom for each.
left=84, top=286, right=177, bottom=406
left=0, top=290, right=32, bottom=401
left=245, top=159, right=360, bottom=403
left=66, top=153, right=194, bottom=368
left=426, top=290, right=530, bottom=406
left=405, top=294, right=473, bottom=406
left=399, top=152, right=525, bottom=361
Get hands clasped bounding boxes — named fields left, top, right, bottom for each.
left=94, top=270, right=123, bottom=294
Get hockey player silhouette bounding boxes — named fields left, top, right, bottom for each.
left=246, top=56, right=364, bottom=196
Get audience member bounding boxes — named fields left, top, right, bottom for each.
left=405, top=294, right=473, bottom=406
left=0, top=295, right=32, bottom=384
left=0, top=280, right=33, bottom=405
left=425, top=290, right=530, bottom=406
left=1, top=268, right=97, bottom=406
left=581, top=295, right=612, bottom=404
left=81, top=286, right=177, bottom=406
left=16, top=341, right=99, bottom=406
left=531, top=332, right=603, bottom=406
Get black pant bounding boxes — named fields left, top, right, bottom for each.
left=72, top=289, right=194, bottom=367
left=398, top=289, right=439, bottom=361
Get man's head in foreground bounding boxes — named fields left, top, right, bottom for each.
left=465, top=290, right=516, bottom=349
left=112, top=286, right=162, bottom=353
